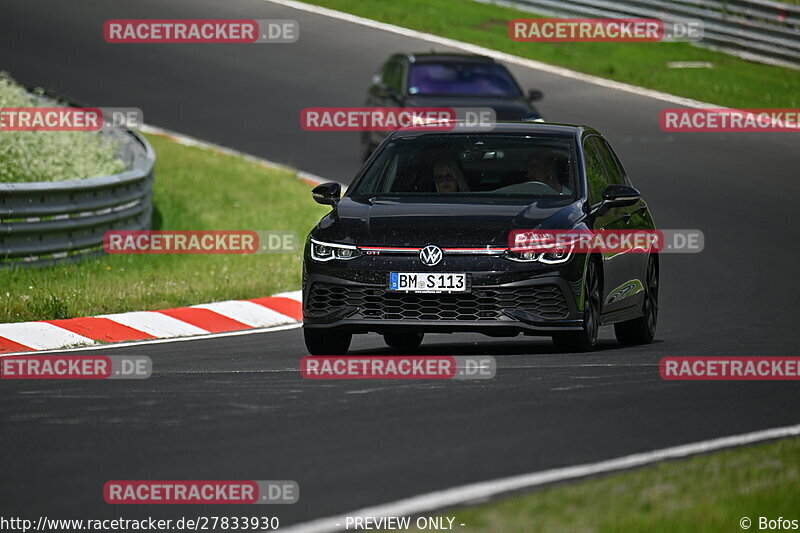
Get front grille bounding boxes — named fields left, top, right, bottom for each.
left=306, top=282, right=569, bottom=321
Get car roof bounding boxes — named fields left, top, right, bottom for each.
left=388, top=121, right=598, bottom=140
left=404, top=52, right=498, bottom=64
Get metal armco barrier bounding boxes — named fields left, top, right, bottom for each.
left=493, top=0, right=800, bottom=68
left=0, top=125, right=155, bottom=268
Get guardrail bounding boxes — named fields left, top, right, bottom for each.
left=0, top=110, right=155, bottom=268
left=494, top=0, right=800, bottom=68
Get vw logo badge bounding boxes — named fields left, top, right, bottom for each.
left=419, top=245, right=443, bottom=267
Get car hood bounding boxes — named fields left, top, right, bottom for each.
left=404, top=95, right=540, bottom=121
left=315, top=197, right=583, bottom=247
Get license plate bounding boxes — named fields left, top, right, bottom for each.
left=389, top=272, right=467, bottom=293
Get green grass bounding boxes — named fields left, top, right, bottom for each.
left=389, top=437, right=800, bottom=533
left=0, top=134, right=328, bottom=323
left=303, top=0, right=800, bottom=109
left=0, top=73, right=124, bottom=182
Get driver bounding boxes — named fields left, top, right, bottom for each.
left=433, top=159, right=469, bottom=193
left=525, top=153, right=570, bottom=194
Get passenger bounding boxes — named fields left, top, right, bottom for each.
left=525, top=153, right=571, bottom=194
left=432, top=159, right=469, bottom=193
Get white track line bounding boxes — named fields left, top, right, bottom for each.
left=282, top=423, right=800, bottom=533
left=264, top=0, right=720, bottom=110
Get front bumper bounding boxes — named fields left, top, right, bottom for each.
left=303, top=254, right=586, bottom=337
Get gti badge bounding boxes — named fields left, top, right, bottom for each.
left=419, top=245, right=443, bottom=266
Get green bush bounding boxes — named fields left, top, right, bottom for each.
left=0, top=72, right=124, bottom=183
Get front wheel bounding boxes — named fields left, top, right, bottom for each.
left=614, top=256, right=658, bottom=345
left=553, top=258, right=601, bottom=352
left=304, top=328, right=352, bottom=355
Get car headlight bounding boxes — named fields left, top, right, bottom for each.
left=310, top=239, right=362, bottom=262
left=505, top=246, right=572, bottom=264
left=505, top=250, right=541, bottom=262
left=539, top=247, right=572, bottom=264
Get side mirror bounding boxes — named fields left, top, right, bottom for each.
left=312, top=182, right=341, bottom=206
left=601, top=184, right=641, bottom=208
left=527, top=88, right=544, bottom=102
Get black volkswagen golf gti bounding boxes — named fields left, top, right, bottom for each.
left=303, top=123, right=658, bottom=354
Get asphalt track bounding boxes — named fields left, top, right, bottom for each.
left=1, top=0, right=799, bottom=528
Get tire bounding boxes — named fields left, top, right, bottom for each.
left=615, top=255, right=658, bottom=345
left=303, top=328, right=352, bottom=355
left=552, top=258, right=601, bottom=352
left=383, top=332, right=424, bottom=350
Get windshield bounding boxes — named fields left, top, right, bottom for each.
left=408, top=62, right=521, bottom=97
left=349, top=134, right=578, bottom=199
